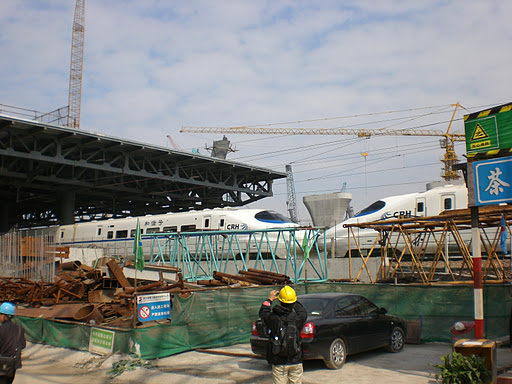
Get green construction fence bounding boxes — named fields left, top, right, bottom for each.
left=15, top=282, right=512, bottom=359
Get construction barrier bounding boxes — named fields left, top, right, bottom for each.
left=15, top=282, right=512, bottom=359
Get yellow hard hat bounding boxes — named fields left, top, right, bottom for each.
left=278, top=286, right=297, bottom=304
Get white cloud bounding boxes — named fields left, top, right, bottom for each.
left=0, top=0, right=510, bottom=223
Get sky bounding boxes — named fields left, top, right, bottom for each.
left=1, top=1, right=511, bottom=224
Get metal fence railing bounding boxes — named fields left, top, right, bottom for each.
left=0, top=104, right=69, bottom=126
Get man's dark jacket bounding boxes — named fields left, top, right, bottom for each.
left=0, top=318, right=26, bottom=369
left=259, top=300, right=307, bottom=365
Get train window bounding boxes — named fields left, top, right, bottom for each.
left=204, top=219, right=210, bottom=228
left=146, top=227, right=160, bottom=234
left=163, top=226, right=177, bottom=232
left=254, top=211, right=290, bottom=223
left=444, top=198, right=452, bottom=210
left=107, top=231, right=114, bottom=239
left=116, top=230, right=128, bottom=239
left=220, top=219, right=225, bottom=227
left=417, top=202, right=424, bottom=213
left=97, top=228, right=102, bottom=236
left=355, top=200, right=386, bottom=217
left=181, top=224, right=196, bottom=232
left=60, top=231, right=64, bottom=239
left=130, top=228, right=144, bottom=237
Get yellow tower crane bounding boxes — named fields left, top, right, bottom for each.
left=67, top=0, right=85, bottom=129
left=180, top=103, right=465, bottom=181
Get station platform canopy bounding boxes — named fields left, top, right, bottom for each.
left=0, top=114, right=286, bottom=228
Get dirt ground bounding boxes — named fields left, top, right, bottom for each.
left=12, top=341, right=512, bottom=384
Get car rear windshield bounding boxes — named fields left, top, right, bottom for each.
left=300, top=297, right=330, bottom=317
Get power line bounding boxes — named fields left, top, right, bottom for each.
left=272, top=179, right=439, bottom=196
left=230, top=103, right=457, bottom=128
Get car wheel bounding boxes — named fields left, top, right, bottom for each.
left=323, top=338, right=346, bottom=369
left=387, top=326, right=405, bottom=353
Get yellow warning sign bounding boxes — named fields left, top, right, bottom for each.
left=471, top=123, right=489, bottom=141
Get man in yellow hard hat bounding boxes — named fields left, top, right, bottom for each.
left=259, top=286, right=307, bottom=384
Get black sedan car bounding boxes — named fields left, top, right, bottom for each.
left=250, top=292, right=406, bottom=369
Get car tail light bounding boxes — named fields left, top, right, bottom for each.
left=301, top=322, right=315, bottom=339
left=252, top=322, right=259, bottom=336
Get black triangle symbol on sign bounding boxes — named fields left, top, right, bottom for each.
left=471, top=123, right=489, bottom=141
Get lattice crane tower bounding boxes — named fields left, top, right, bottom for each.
left=67, top=0, right=85, bottom=129
left=285, top=164, right=300, bottom=223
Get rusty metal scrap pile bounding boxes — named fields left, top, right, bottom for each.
left=0, top=259, right=291, bottom=328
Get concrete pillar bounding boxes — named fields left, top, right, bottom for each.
left=0, top=202, right=13, bottom=233
left=58, top=191, right=76, bottom=225
left=303, top=192, right=352, bottom=228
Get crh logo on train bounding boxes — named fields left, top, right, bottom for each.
left=226, top=223, right=249, bottom=230
left=381, top=210, right=412, bottom=220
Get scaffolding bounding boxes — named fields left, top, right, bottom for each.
left=146, top=227, right=327, bottom=283
left=344, top=205, right=512, bottom=284
left=0, top=229, right=56, bottom=282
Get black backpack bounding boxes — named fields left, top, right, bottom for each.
left=270, top=309, right=301, bottom=358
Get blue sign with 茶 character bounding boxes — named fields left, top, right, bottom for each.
left=473, top=156, right=512, bottom=205
left=137, top=292, right=172, bottom=322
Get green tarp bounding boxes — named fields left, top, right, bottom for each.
left=16, top=282, right=512, bottom=359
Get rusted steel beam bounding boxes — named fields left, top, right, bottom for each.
left=59, top=287, right=83, bottom=299
left=213, top=271, right=260, bottom=285
left=158, top=281, right=188, bottom=291
left=123, top=281, right=163, bottom=294
left=241, top=269, right=291, bottom=283
left=13, top=285, right=34, bottom=295
left=106, top=260, right=132, bottom=288
left=238, top=271, right=277, bottom=285
left=60, top=261, right=82, bottom=270
left=197, top=279, right=226, bottom=286
left=247, top=268, right=290, bottom=280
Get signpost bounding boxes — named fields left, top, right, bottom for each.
left=473, top=157, right=512, bottom=205
left=464, top=102, right=512, bottom=339
left=465, top=103, right=512, bottom=155
left=136, top=292, right=172, bottom=323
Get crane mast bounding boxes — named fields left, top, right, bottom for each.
left=67, top=0, right=85, bottom=128
left=285, top=164, right=299, bottom=223
left=440, top=102, right=461, bottom=181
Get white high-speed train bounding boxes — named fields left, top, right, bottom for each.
left=25, top=208, right=301, bottom=259
left=322, top=183, right=469, bottom=257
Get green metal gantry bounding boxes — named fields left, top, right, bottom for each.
left=146, top=227, right=327, bottom=283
